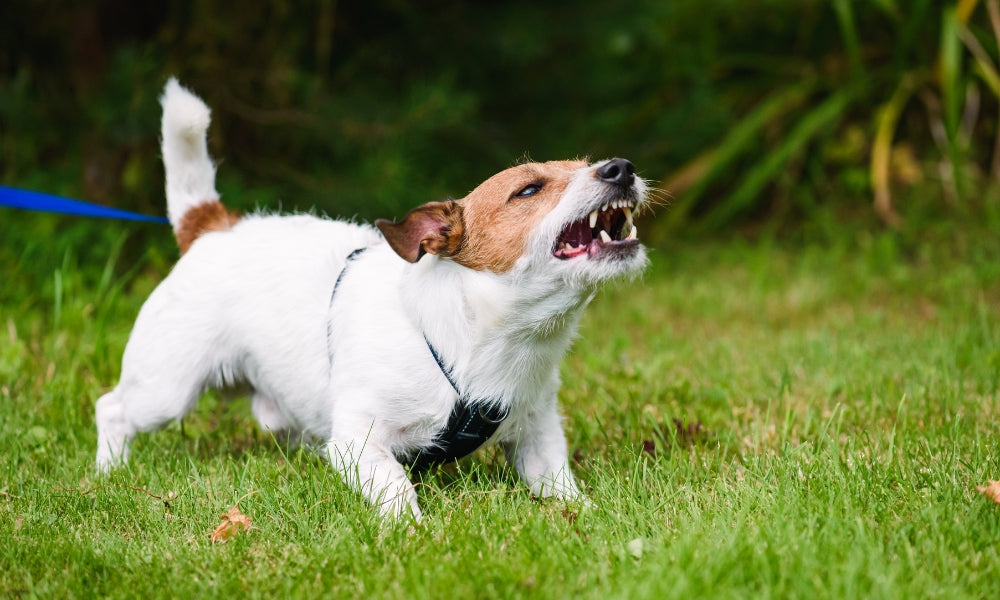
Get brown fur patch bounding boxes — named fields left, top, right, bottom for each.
left=175, top=200, right=241, bottom=254
left=450, top=160, right=586, bottom=272
left=375, top=201, right=464, bottom=263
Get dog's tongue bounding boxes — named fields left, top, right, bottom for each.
left=556, top=245, right=587, bottom=259
left=554, top=239, right=606, bottom=259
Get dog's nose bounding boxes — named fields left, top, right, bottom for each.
left=596, top=158, right=635, bottom=188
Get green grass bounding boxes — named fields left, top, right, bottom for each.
left=1, top=211, right=999, bottom=599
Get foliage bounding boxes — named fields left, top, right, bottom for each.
left=2, top=1, right=999, bottom=235
left=660, top=0, right=1000, bottom=231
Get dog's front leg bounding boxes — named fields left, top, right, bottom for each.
left=502, top=400, right=584, bottom=501
left=326, top=434, right=420, bottom=521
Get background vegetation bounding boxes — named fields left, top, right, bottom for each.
left=1, top=1, right=999, bottom=598
left=3, top=0, right=1000, bottom=231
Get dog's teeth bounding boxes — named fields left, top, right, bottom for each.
left=599, top=230, right=612, bottom=244
left=622, top=205, right=632, bottom=222
left=589, top=210, right=598, bottom=229
left=601, top=203, right=608, bottom=212
left=626, top=225, right=637, bottom=240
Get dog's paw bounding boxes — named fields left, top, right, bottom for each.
left=572, top=495, right=596, bottom=514
left=526, top=472, right=585, bottom=501
left=94, top=446, right=128, bottom=475
left=378, top=492, right=423, bottom=524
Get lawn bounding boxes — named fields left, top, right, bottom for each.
left=1, top=210, right=998, bottom=599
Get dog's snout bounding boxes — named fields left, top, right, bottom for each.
left=596, top=158, right=635, bottom=188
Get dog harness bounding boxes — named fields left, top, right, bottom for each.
left=330, top=247, right=509, bottom=473
left=405, top=338, right=510, bottom=473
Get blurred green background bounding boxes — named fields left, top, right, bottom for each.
left=1, top=0, right=999, bottom=252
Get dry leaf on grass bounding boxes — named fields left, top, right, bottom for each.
left=977, top=480, right=1000, bottom=504
left=209, top=506, right=252, bottom=543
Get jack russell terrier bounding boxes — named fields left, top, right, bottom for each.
left=95, top=78, right=649, bottom=519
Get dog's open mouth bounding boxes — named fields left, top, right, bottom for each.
left=553, top=199, right=638, bottom=260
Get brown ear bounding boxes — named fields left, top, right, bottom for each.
left=375, top=200, right=464, bottom=263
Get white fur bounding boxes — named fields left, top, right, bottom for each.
left=160, top=78, right=218, bottom=229
left=95, top=80, right=649, bottom=520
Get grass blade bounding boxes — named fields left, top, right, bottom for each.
left=697, top=86, right=859, bottom=231
left=958, top=24, right=1000, bottom=97
left=940, top=5, right=971, bottom=200
left=941, top=6, right=963, bottom=142
left=661, top=81, right=814, bottom=228
left=988, top=0, right=1000, bottom=177
left=957, top=0, right=982, bottom=23
left=871, top=74, right=922, bottom=228
left=832, top=0, right=864, bottom=81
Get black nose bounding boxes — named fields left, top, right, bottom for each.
left=596, top=158, right=635, bottom=188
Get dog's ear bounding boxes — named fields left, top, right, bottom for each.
left=375, top=200, right=464, bottom=263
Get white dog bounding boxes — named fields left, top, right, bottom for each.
left=95, top=79, right=649, bottom=519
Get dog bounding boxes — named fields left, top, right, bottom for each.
left=94, top=78, right=649, bottom=519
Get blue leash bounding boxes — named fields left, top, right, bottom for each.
left=0, top=185, right=169, bottom=224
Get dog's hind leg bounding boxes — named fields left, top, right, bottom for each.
left=95, top=389, right=133, bottom=471
left=95, top=360, right=206, bottom=472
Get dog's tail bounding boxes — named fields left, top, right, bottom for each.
left=160, top=77, right=239, bottom=254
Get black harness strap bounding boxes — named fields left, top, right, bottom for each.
left=424, top=334, right=459, bottom=394
left=404, top=337, right=510, bottom=473
left=332, top=247, right=369, bottom=301
left=327, top=247, right=369, bottom=365
left=327, top=245, right=509, bottom=473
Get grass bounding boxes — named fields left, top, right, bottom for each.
left=1, top=209, right=999, bottom=599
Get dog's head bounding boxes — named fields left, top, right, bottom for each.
left=375, top=158, right=648, bottom=283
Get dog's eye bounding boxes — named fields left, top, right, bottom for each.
left=513, top=183, right=542, bottom=199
